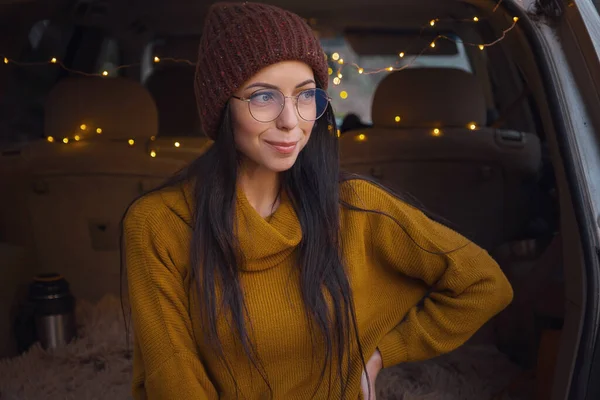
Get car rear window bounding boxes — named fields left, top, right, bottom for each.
left=320, top=35, right=472, bottom=126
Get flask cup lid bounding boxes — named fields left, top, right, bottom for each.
left=29, top=273, right=71, bottom=300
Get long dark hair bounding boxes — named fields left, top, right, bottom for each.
left=121, top=88, right=462, bottom=399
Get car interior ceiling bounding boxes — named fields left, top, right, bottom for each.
left=0, top=0, right=585, bottom=397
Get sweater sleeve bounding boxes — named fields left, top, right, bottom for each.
left=123, top=196, right=218, bottom=399
left=346, top=180, right=514, bottom=369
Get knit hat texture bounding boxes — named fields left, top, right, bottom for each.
left=194, top=2, right=329, bottom=139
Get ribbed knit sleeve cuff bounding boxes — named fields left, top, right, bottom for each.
left=377, top=328, right=408, bottom=368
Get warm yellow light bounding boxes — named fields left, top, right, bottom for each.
left=150, top=136, right=156, bottom=141
left=338, top=59, right=344, bottom=64
left=102, top=70, right=108, bottom=76
left=395, top=116, right=401, bottom=122
left=430, top=19, right=436, bottom=26
left=337, top=73, right=343, bottom=79
left=340, top=91, right=348, bottom=99
left=128, top=139, right=135, bottom=146
left=399, top=52, right=405, bottom=58
left=430, top=42, right=436, bottom=48
left=328, top=67, right=333, bottom=75
left=150, top=150, right=157, bottom=158
left=96, top=128, right=102, bottom=134
left=3, top=57, right=8, bottom=64
left=358, top=68, right=364, bottom=74
left=469, top=123, right=477, bottom=130
left=328, top=124, right=333, bottom=132
left=513, top=16, right=519, bottom=22
left=62, top=138, right=69, bottom=144
left=47, top=136, right=54, bottom=143
left=388, top=66, right=394, bottom=72
left=154, top=56, right=160, bottom=63
left=80, top=124, right=87, bottom=130
left=74, top=135, right=81, bottom=141
left=336, top=130, right=341, bottom=137
left=433, top=128, right=441, bottom=136
left=473, top=16, right=479, bottom=22
left=174, top=141, right=181, bottom=148
left=332, top=53, right=340, bottom=61
left=357, top=133, right=366, bottom=141
left=479, top=45, right=485, bottom=50
left=50, top=57, right=57, bottom=64
left=333, top=77, right=341, bottom=85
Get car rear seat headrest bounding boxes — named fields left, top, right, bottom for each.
left=45, top=76, right=158, bottom=140
left=372, top=68, right=487, bottom=129
left=144, top=65, right=203, bottom=137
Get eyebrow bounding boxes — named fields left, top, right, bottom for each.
left=245, top=79, right=316, bottom=91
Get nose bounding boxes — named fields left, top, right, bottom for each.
left=275, top=97, right=299, bottom=131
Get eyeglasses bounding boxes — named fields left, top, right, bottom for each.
left=231, top=88, right=331, bottom=123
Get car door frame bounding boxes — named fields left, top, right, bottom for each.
left=504, top=0, right=600, bottom=398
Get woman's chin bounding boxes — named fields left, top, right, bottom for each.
left=264, top=156, right=298, bottom=173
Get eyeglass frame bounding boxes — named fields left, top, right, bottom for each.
left=231, top=87, right=332, bottom=123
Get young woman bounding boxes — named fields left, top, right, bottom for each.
left=122, top=2, right=514, bottom=399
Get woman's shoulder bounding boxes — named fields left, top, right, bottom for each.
left=124, top=182, right=194, bottom=233
left=339, top=175, right=441, bottom=231
left=340, top=176, right=416, bottom=213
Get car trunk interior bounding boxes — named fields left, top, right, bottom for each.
left=0, top=0, right=585, bottom=399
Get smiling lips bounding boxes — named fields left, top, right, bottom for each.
left=265, top=140, right=298, bottom=154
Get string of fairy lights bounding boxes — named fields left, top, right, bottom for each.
left=43, top=122, right=169, bottom=157
left=1, top=0, right=520, bottom=155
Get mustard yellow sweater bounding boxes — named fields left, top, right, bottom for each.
left=123, top=179, right=513, bottom=399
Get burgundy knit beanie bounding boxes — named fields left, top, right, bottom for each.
left=194, top=1, right=329, bottom=139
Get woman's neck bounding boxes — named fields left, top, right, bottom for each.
left=238, top=162, right=281, bottom=219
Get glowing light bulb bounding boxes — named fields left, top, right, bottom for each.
left=102, top=70, right=108, bottom=76
left=338, top=59, right=344, bottom=64
left=47, top=136, right=54, bottom=143
left=333, top=77, right=341, bottom=85
left=479, top=45, right=485, bottom=50
left=430, top=19, right=436, bottom=26
left=388, top=66, right=394, bottom=71
left=399, top=52, right=405, bottom=58
left=328, top=124, right=333, bottom=132
left=469, top=123, right=477, bottom=130
left=150, top=136, right=156, bottom=141
left=513, top=16, right=519, bottom=22
left=433, top=128, right=441, bottom=136
left=336, top=130, right=341, bottom=137
left=74, top=135, right=81, bottom=141
left=128, top=139, right=135, bottom=146
left=332, top=53, right=340, bottom=61
left=328, top=67, right=333, bottom=75
left=395, top=116, right=401, bottom=123
left=50, top=57, right=57, bottom=63
left=3, top=57, right=8, bottom=64
left=62, top=138, right=69, bottom=144
left=357, top=133, right=366, bottom=141
left=150, top=150, right=157, bottom=158
left=174, top=141, right=181, bottom=148
left=154, top=56, right=160, bottom=63
left=340, top=91, right=348, bottom=99
left=80, top=124, right=87, bottom=130
left=430, top=42, right=436, bottom=48
left=473, top=16, right=479, bottom=22
left=337, top=73, right=343, bottom=79
left=358, top=68, right=364, bottom=74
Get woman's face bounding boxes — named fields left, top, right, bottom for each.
left=230, top=61, right=317, bottom=174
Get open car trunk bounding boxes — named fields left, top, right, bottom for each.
left=2, top=0, right=600, bottom=399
